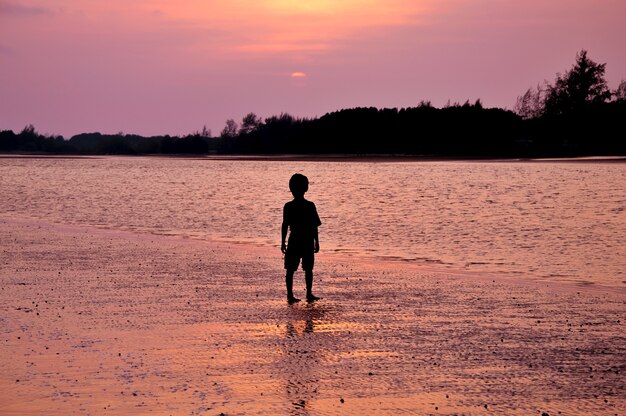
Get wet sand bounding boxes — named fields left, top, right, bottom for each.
left=1, top=217, right=624, bottom=415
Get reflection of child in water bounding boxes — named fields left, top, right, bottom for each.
left=281, top=174, right=322, bottom=304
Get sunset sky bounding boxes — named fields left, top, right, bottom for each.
left=1, top=0, right=625, bottom=137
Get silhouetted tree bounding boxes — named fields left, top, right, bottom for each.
left=240, top=112, right=262, bottom=134
left=614, top=79, right=626, bottom=102
left=220, top=119, right=238, bottom=138
left=16, top=124, right=44, bottom=152
left=21, top=124, right=36, bottom=136
left=544, top=50, right=611, bottom=117
left=0, top=129, right=19, bottom=151
left=514, top=83, right=547, bottom=119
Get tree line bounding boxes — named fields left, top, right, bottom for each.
left=2, top=50, right=625, bottom=157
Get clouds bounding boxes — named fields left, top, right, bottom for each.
left=0, top=1, right=53, bottom=16
left=139, top=0, right=430, bottom=59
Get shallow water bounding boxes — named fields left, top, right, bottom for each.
left=1, top=156, right=625, bottom=286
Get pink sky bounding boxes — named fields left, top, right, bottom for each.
left=1, top=0, right=625, bottom=137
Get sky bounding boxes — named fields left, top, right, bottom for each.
left=1, top=0, right=625, bottom=138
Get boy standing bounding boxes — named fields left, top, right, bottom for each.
left=281, top=173, right=322, bottom=304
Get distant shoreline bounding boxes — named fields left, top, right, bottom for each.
left=204, top=154, right=626, bottom=163
left=2, top=153, right=626, bottom=163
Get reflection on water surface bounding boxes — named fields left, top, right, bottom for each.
left=1, top=157, right=624, bottom=286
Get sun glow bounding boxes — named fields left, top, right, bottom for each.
left=143, top=0, right=430, bottom=57
left=265, top=0, right=365, bottom=14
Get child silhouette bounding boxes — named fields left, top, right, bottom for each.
left=281, top=173, right=322, bottom=304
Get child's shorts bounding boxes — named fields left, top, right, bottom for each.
left=284, top=247, right=314, bottom=271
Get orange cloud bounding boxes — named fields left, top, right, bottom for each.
left=142, top=0, right=432, bottom=57
left=13, top=0, right=433, bottom=66
left=291, top=71, right=307, bottom=78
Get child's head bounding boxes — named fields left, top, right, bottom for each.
left=289, top=173, right=309, bottom=197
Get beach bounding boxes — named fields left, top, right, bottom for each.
left=4, top=0, right=626, bottom=413
left=1, top=217, right=624, bottom=415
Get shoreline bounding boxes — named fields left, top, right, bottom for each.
left=4, top=215, right=624, bottom=294
left=1, top=216, right=624, bottom=415
left=2, top=152, right=626, bottom=163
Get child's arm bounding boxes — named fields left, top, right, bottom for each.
left=313, top=227, right=319, bottom=253
left=281, top=204, right=289, bottom=253
left=281, top=221, right=288, bottom=253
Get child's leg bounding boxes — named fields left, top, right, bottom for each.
left=305, top=270, right=312, bottom=296
left=285, top=269, right=300, bottom=303
left=286, top=269, right=295, bottom=297
left=305, top=270, right=319, bottom=301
